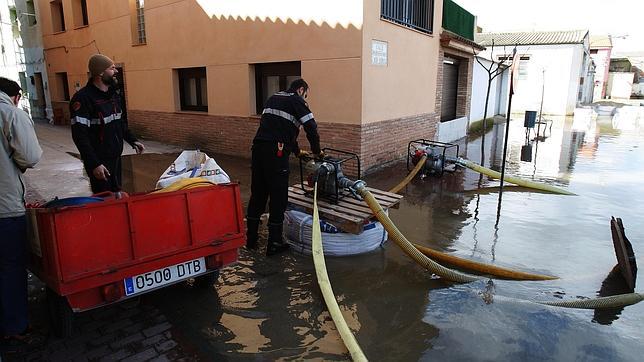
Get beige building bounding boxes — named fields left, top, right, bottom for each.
left=39, top=0, right=478, bottom=172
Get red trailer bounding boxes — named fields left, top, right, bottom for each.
left=27, top=183, right=245, bottom=336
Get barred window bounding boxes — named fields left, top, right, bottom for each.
left=136, top=0, right=146, bottom=44
left=381, top=0, right=434, bottom=34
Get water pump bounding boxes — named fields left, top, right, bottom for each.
left=408, top=139, right=460, bottom=177
left=299, top=148, right=364, bottom=204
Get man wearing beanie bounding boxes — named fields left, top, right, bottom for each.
left=70, top=54, right=145, bottom=193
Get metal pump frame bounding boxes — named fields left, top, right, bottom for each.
left=407, top=139, right=460, bottom=176
left=299, top=147, right=361, bottom=204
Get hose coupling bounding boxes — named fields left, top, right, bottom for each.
left=349, top=180, right=367, bottom=198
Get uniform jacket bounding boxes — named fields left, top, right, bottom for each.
left=253, top=91, right=321, bottom=155
left=70, top=81, right=138, bottom=171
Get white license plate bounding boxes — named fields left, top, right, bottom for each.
left=124, top=257, right=206, bottom=296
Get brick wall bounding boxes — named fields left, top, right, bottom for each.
left=456, top=57, right=472, bottom=117
left=359, top=112, right=438, bottom=172
left=436, top=50, right=445, bottom=118
left=129, top=110, right=439, bottom=175
left=128, top=110, right=259, bottom=157
left=437, top=47, right=475, bottom=121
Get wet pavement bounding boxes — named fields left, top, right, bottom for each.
left=9, top=108, right=644, bottom=361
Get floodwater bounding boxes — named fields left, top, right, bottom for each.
left=122, top=108, right=644, bottom=361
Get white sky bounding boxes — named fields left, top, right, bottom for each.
left=455, top=0, right=644, bottom=55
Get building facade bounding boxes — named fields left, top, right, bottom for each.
left=434, top=0, right=481, bottom=142
left=476, top=30, right=593, bottom=116
left=589, top=35, right=612, bottom=102
left=37, top=0, right=479, bottom=172
left=13, top=0, right=52, bottom=120
left=0, top=0, right=31, bottom=112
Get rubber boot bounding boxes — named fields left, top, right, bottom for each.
left=266, top=222, right=289, bottom=256
left=246, top=217, right=260, bottom=251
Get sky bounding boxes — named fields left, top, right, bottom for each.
left=455, top=0, right=644, bottom=55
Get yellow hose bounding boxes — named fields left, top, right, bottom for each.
left=412, top=243, right=558, bottom=281
left=358, top=185, right=643, bottom=308
left=389, top=155, right=427, bottom=194
left=458, top=158, right=576, bottom=195
left=312, top=184, right=368, bottom=362
left=388, top=157, right=557, bottom=281
left=358, top=187, right=478, bottom=283
left=538, top=293, right=644, bottom=309
left=152, top=177, right=216, bottom=194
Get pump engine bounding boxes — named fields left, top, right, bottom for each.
left=300, top=148, right=363, bottom=204
left=408, top=139, right=460, bottom=177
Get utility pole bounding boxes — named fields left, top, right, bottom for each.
left=499, top=47, right=519, bottom=195
left=473, top=40, right=511, bottom=167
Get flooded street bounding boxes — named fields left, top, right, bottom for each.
left=121, top=111, right=644, bottom=361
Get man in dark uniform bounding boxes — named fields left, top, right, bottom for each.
left=247, top=78, right=322, bottom=255
left=70, top=54, right=145, bottom=193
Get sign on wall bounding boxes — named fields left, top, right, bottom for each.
left=371, top=40, right=388, bottom=66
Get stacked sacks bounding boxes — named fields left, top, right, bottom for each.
left=284, top=209, right=388, bottom=256
left=156, top=150, right=230, bottom=189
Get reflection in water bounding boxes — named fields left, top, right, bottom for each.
left=470, top=194, right=481, bottom=258
left=520, top=143, right=533, bottom=162
left=593, top=265, right=633, bottom=325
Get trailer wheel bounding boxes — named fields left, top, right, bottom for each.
left=193, top=269, right=220, bottom=288
left=46, top=288, right=74, bottom=338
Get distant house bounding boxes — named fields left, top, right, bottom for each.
left=607, top=58, right=643, bottom=99
left=589, top=35, right=612, bottom=101
left=476, top=30, right=593, bottom=116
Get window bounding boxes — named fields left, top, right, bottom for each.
left=50, top=0, right=66, bottom=32
left=55, top=72, right=70, bottom=101
left=254, top=62, right=301, bottom=114
left=9, top=7, right=17, bottom=25
left=518, top=56, right=530, bottom=80
left=498, top=55, right=530, bottom=80
left=381, top=0, right=434, bottom=34
left=26, top=1, right=37, bottom=26
left=178, top=68, right=208, bottom=112
left=9, top=7, right=19, bottom=38
left=72, top=0, right=89, bottom=27
left=129, top=0, right=147, bottom=45
left=135, top=0, right=146, bottom=44
left=590, top=49, right=598, bottom=55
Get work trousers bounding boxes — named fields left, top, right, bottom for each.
left=247, top=141, right=290, bottom=229
left=86, top=156, right=122, bottom=194
left=0, top=215, right=28, bottom=335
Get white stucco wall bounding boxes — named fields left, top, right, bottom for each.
left=607, top=72, right=634, bottom=99
left=470, top=56, right=508, bottom=122
left=436, top=116, right=468, bottom=142
left=479, top=43, right=586, bottom=115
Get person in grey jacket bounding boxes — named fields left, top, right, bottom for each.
left=0, top=77, right=42, bottom=347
